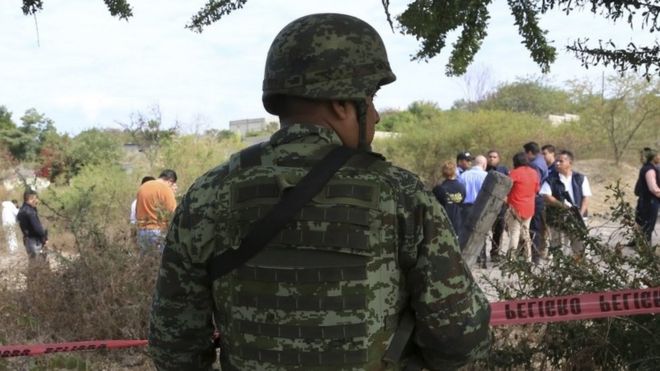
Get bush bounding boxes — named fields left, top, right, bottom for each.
left=475, top=182, right=659, bottom=370
left=0, top=163, right=158, bottom=369
left=0, top=134, right=242, bottom=369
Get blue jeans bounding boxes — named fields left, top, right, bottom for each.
left=24, top=237, right=44, bottom=258
left=137, top=229, right=165, bottom=256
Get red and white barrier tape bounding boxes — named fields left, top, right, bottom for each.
left=1, top=287, right=658, bottom=357
left=490, top=287, right=659, bottom=326
left=0, top=340, right=147, bottom=358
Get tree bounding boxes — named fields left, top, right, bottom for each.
left=66, top=129, right=123, bottom=176
left=0, top=106, right=16, bottom=131
left=0, top=108, right=57, bottom=161
left=21, top=1, right=659, bottom=78
left=571, top=74, right=660, bottom=165
left=462, top=77, right=576, bottom=116
left=119, top=105, right=179, bottom=168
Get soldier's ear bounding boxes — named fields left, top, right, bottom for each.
left=329, top=100, right=353, bottom=121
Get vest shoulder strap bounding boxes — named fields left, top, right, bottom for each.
left=208, top=145, right=357, bottom=282
left=573, top=172, right=584, bottom=187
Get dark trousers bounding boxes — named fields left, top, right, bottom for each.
left=490, top=205, right=507, bottom=256
left=529, top=195, right=545, bottom=258
left=459, top=203, right=474, bottom=251
left=636, top=197, right=659, bottom=244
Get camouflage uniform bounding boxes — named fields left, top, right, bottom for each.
left=149, top=13, right=490, bottom=371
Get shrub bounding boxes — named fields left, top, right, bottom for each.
left=476, top=182, right=659, bottom=370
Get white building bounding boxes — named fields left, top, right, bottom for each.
left=230, top=118, right=272, bottom=136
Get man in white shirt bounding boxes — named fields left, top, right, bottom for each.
left=540, top=150, right=592, bottom=256
left=2, top=200, right=20, bottom=253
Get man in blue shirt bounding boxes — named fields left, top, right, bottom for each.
left=524, top=142, right=549, bottom=263
left=542, top=144, right=558, bottom=176
left=460, top=155, right=488, bottom=266
left=461, top=155, right=488, bottom=204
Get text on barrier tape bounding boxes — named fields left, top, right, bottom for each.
left=0, top=340, right=147, bottom=358
left=490, top=287, right=659, bottom=326
left=1, top=288, right=658, bottom=357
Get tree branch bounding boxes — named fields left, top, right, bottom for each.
left=186, top=0, right=248, bottom=33
left=568, top=39, right=660, bottom=80
left=507, top=0, right=557, bottom=73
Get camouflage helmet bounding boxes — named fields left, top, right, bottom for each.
left=262, top=13, right=396, bottom=114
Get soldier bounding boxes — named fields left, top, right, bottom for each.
left=149, top=13, right=491, bottom=370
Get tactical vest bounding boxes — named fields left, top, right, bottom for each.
left=215, top=143, right=402, bottom=370
left=547, top=171, right=584, bottom=208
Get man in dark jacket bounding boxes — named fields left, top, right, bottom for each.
left=486, top=150, right=509, bottom=261
left=16, top=189, right=48, bottom=259
left=524, top=142, right=549, bottom=263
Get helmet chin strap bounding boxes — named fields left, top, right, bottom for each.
left=354, top=100, right=370, bottom=152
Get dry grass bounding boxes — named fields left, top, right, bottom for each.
left=575, top=158, right=639, bottom=216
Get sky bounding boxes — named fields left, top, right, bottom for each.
left=0, top=0, right=656, bottom=135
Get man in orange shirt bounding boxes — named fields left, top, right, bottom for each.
left=136, top=169, right=178, bottom=255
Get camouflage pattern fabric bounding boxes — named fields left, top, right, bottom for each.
left=149, top=124, right=491, bottom=370
left=262, top=13, right=396, bottom=114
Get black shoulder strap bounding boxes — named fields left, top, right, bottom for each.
left=208, top=145, right=357, bottom=282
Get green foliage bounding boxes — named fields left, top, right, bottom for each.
left=479, top=182, right=659, bottom=370
left=21, top=0, right=132, bottom=19
left=394, top=0, right=557, bottom=75
left=187, top=0, right=248, bottom=33
left=0, top=108, right=58, bottom=162
left=473, top=78, right=576, bottom=116
left=33, top=129, right=123, bottom=183
left=44, top=164, right=134, bottom=236
left=391, top=0, right=659, bottom=78
left=66, top=129, right=123, bottom=175
left=571, top=75, right=660, bottom=164
left=160, top=133, right=244, bottom=192
left=0, top=106, right=16, bottom=131
left=506, top=0, right=557, bottom=74
left=396, top=0, right=495, bottom=76
left=569, top=39, right=660, bottom=80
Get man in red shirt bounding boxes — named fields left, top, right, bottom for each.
left=500, top=152, right=540, bottom=262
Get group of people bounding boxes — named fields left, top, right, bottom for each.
left=433, top=142, right=594, bottom=265
left=1, top=190, right=49, bottom=262
left=0, top=169, right=181, bottom=261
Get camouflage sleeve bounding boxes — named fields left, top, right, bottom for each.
left=148, top=185, right=218, bottom=370
left=401, top=185, right=491, bottom=369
